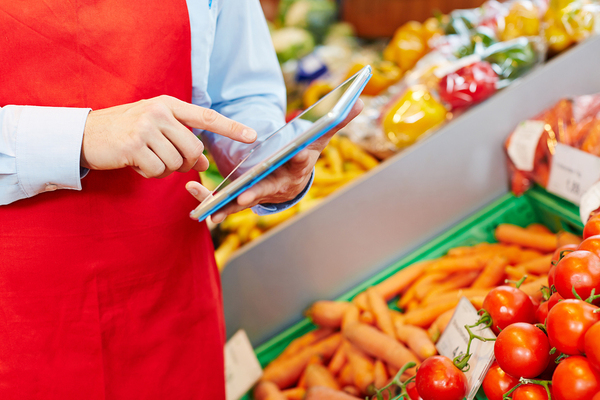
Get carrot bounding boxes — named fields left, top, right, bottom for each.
left=373, top=359, right=389, bottom=389
left=495, top=223, right=557, bottom=252
left=263, top=333, right=342, bottom=389
left=366, top=288, right=396, bottom=339
left=426, top=271, right=479, bottom=295
left=398, top=272, right=445, bottom=308
left=517, top=275, right=548, bottom=302
left=359, top=311, right=375, bottom=325
left=306, top=301, right=352, bottom=328
left=305, top=364, right=340, bottom=390
left=305, top=386, right=361, bottom=400
left=343, top=323, right=419, bottom=374
left=556, top=231, right=582, bottom=247
left=427, top=308, right=455, bottom=342
left=341, top=305, right=360, bottom=332
left=414, top=272, right=450, bottom=300
left=471, top=256, right=508, bottom=288
left=279, top=328, right=334, bottom=360
left=370, top=261, right=430, bottom=300
left=504, top=265, right=531, bottom=282
left=526, top=223, right=553, bottom=234
left=328, top=341, right=348, bottom=376
left=511, top=248, right=544, bottom=264
left=352, top=293, right=370, bottom=312
left=298, top=355, right=323, bottom=389
left=405, top=300, right=420, bottom=312
left=337, top=364, right=354, bottom=387
left=394, top=322, right=437, bottom=361
left=254, top=381, right=288, bottom=400
left=421, top=288, right=490, bottom=307
left=470, top=296, right=485, bottom=310
left=514, top=254, right=553, bottom=275
left=282, top=388, right=306, bottom=400
left=425, top=255, right=487, bottom=274
left=345, top=344, right=375, bottom=394
left=402, top=299, right=460, bottom=327
left=447, top=242, right=500, bottom=257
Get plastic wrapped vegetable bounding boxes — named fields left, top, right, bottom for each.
left=543, top=0, right=600, bottom=54
left=438, top=61, right=499, bottom=109
left=500, top=0, right=542, bottom=41
left=383, top=21, right=428, bottom=72
left=345, top=61, right=402, bottom=97
left=381, top=85, right=448, bottom=149
left=281, top=0, right=337, bottom=44
left=505, top=94, right=600, bottom=196
left=483, top=38, right=541, bottom=85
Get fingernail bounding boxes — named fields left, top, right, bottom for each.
left=188, top=187, right=199, bottom=196
left=242, top=129, right=257, bottom=141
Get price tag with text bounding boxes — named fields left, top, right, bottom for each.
left=547, top=143, right=600, bottom=204
left=436, top=298, right=496, bottom=400
left=225, top=330, right=263, bottom=400
left=506, top=120, right=546, bottom=172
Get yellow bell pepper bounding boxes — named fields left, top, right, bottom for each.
left=422, top=17, right=444, bottom=47
left=544, top=0, right=596, bottom=53
left=382, top=86, right=448, bottom=149
left=345, top=61, right=402, bottom=96
left=383, top=21, right=427, bottom=72
left=501, top=1, right=541, bottom=41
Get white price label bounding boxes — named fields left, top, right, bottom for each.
left=547, top=143, right=600, bottom=205
left=506, top=120, right=546, bottom=172
left=436, top=298, right=496, bottom=400
left=225, top=330, right=263, bottom=400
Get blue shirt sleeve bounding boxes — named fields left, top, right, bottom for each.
left=200, top=0, right=313, bottom=213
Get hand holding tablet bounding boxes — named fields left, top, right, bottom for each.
left=187, top=65, right=372, bottom=222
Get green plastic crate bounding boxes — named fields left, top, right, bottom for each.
left=242, top=187, right=583, bottom=400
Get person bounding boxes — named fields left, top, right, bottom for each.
left=0, top=0, right=361, bottom=399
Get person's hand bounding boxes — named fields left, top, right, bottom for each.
left=81, top=95, right=257, bottom=178
left=186, top=99, right=364, bottom=223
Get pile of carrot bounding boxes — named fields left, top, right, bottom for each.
left=253, top=223, right=582, bottom=400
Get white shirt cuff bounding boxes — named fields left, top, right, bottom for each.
left=16, top=106, right=90, bottom=197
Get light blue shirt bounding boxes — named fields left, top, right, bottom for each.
left=0, top=0, right=310, bottom=213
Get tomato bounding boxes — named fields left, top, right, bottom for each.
left=554, top=250, right=600, bottom=300
left=546, top=299, right=600, bottom=355
left=550, top=244, right=578, bottom=287
left=483, top=286, right=537, bottom=335
left=494, top=323, right=550, bottom=378
left=415, top=356, right=467, bottom=400
left=584, top=212, right=600, bottom=239
left=406, top=381, right=423, bottom=400
left=512, top=383, right=551, bottom=400
left=552, top=244, right=579, bottom=264
left=594, top=393, right=600, bottom=400
left=547, top=291, right=564, bottom=311
left=585, top=321, right=600, bottom=373
left=578, top=235, right=600, bottom=258
left=536, top=301, right=549, bottom=324
left=552, top=355, right=600, bottom=400
left=482, top=361, right=519, bottom=400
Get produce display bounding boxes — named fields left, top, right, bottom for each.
left=249, top=210, right=600, bottom=400
left=505, top=92, right=600, bottom=197
left=210, top=136, right=380, bottom=268
left=208, top=0, right=600, bottom=267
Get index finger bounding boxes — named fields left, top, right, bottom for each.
left=163, top=96, right=257, bottom=143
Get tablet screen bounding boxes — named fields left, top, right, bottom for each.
left=212, top=75, right=357, bottom=195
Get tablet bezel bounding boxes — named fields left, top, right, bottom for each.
left=191, top=65, right=372, bottom=222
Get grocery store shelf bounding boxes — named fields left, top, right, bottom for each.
left=221, top=36, right=600, bottom=346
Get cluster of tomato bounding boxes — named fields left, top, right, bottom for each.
left=481, top=215, right=600, bottom=400
left=396, top=216, right=600, bottom=400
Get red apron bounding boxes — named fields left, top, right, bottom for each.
left=0, top=1, right=225, bottom=399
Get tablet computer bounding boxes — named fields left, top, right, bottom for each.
left=190, top=65, right=372, bottom=222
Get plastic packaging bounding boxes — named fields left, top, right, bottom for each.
left=505, top=93, right=600, bottom=196
left=438, top=61, right=499, bottom=109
